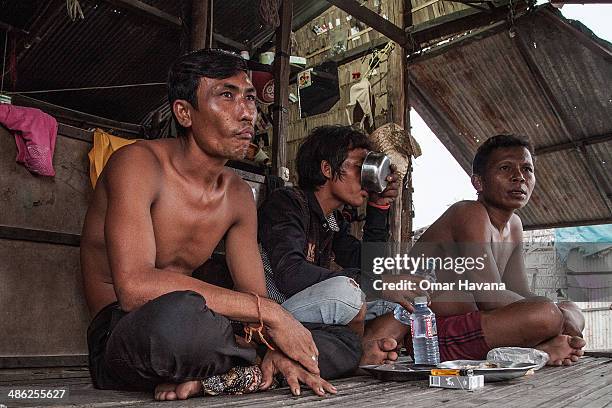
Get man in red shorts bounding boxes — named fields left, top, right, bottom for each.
left=412, top=134, right=585, bottom=366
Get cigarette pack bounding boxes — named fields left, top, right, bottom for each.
left=429, top=374, right=484, bottom=391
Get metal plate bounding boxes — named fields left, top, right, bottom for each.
left=360, top=363, right=431, bottom=381
left=438, top=360, right=538, bottom=382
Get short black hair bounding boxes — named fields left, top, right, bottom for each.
left=297, top=125, right=371, bottom=190
left=167, top=48, right=248, bottom=136
left=472, top=134, right=535, bottom=175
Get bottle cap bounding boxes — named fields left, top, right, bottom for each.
left=414, top=296, right=428, bottom=305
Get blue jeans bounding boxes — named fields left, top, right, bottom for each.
left=281, top=276, right=397, bottom=325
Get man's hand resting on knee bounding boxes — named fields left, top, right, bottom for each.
left=265, top=305, right=320, bottom=375
left=260, top=350, right=337, bottom=396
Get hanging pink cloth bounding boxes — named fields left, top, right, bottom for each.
left=0, top=104, right=57, bottom=176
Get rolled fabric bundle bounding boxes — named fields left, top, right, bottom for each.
left=368, top=123, right=421, bottom=180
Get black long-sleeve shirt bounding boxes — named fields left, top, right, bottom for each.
left=258, top=187, right=389, bottom=298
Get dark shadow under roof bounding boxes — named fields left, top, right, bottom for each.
left=408, top=5, right=612, bottom=230
left=0, top=0, right=331, bottom=124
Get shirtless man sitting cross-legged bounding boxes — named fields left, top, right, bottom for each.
left=80, top=49, right=361, bottom=401
left=412, top=134, right=585, bottom=366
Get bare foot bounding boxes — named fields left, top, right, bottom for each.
left=360, top=337, right=399, bottom=365
left=562, top=336, right=586, bottom=366
left=536, top=335, right=585, bottom=366
left=154, top=380, right=202, bottom=401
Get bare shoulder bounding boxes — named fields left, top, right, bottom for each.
left=448, top=200, right=488, bottom=218
left=99, top=141, right=163, bottom=195
left=224, top=168, right=256, bottom=205
left=418, top=201, right=482, bottom=242
left=224, top=168, right=252, bottom=193
left=509, top=213, right=524, bottom=242
left=447, top=200, right=492, bottom=241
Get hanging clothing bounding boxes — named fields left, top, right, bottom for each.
left=0, top=104, right=58, bottom=177
left=88, top=129, right=137, bottom=188
left=345, top=78, right=374, bottom=129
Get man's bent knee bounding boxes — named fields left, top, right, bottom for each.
left=145, top=291, right=234, bottom=355
left=306, top=323, right=362, bottom=379
left=107, top=291, right=235, bottom=367
left=283, top=276, right=365, bottom=325
left=529, top=300, right=564, bottom=338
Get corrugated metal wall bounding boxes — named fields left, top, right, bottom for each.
left=408, top=8, right=612, bottom=229
left=582, top=306, right=612, bottom=351
left=525, top=241, right=612, bottom=351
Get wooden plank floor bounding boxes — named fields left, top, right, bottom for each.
left=1, top=356, right=610, bottom=408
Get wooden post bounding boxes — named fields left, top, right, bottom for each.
left=190, top=0, right=209, bottom=51
left=386, top=0, right=412, bottom=243
left=400, top=0, right=414, bottom=243
left=272, top=0, right=293, bottom=176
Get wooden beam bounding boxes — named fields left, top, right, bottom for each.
left=11, top=94, right=144, bottom=136
left=333, top=36, right=389, bottom=65
left=327, top=0, right=408, bottom=46
left=400, top=0, right=413, bottom=243
left=190, top=0, right=209, bottom=50
left=584, top=351, right=612, bottom=359
left=0, top=20, right=30, bottom=36
left=105, top=0, right=247, bottom=50
left=383, top=0, right=414, bottom=243
left=213, top=33, right=247, bottom=51
left=249, top=31, right=275, bottom=54
left=408, top=76, right=474, bottom=168
left=535, top=132, right=612, bottom=156
left=104, top=0, right=181, bottom=26
left=0, top=225, right=80, bottom=247
left=0, top=355, right=88, bottom=369
left=57, top=123, right=94, bottom=143
left=250, top=1, right=332, bottom=53
left=16, top=1, right=62, bottom=62
left=405, top=4, right=520, bottom=52
left=272, top=0, right=293, bottom=176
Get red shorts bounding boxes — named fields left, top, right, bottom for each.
left=437, top=311, right=490, bottom=361
left=405, top=311, right=490, bottom=361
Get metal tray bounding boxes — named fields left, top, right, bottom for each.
left=438, top=360, right=538, bottom=382
left=360, top=363, right=432, bottom=381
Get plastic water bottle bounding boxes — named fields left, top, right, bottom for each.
left=410, top=296, right=440, bottom=366
left=392, top=261, right=438, bottom=323
left=393, top=303, right=411, bottom=324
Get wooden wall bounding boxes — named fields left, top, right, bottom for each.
left=411, top=0, right=470, bottom=26
left=287, top=0, right=396, bottom=184
left=284, top=0, right=469, bottom=184
left=0, top=124, right=266, bottom=367
left=293, top=0, right=470, bottom=68
left=0, top=126, right=92, bottom=364
left=285, top=59, right=391, bottom=184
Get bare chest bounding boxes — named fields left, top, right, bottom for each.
left=150, top=188, right=234, bottom=271
left=489, top=229, right=516, bottom=278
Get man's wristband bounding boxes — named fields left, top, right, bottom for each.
left=368, top=201, right=391, bottom=210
